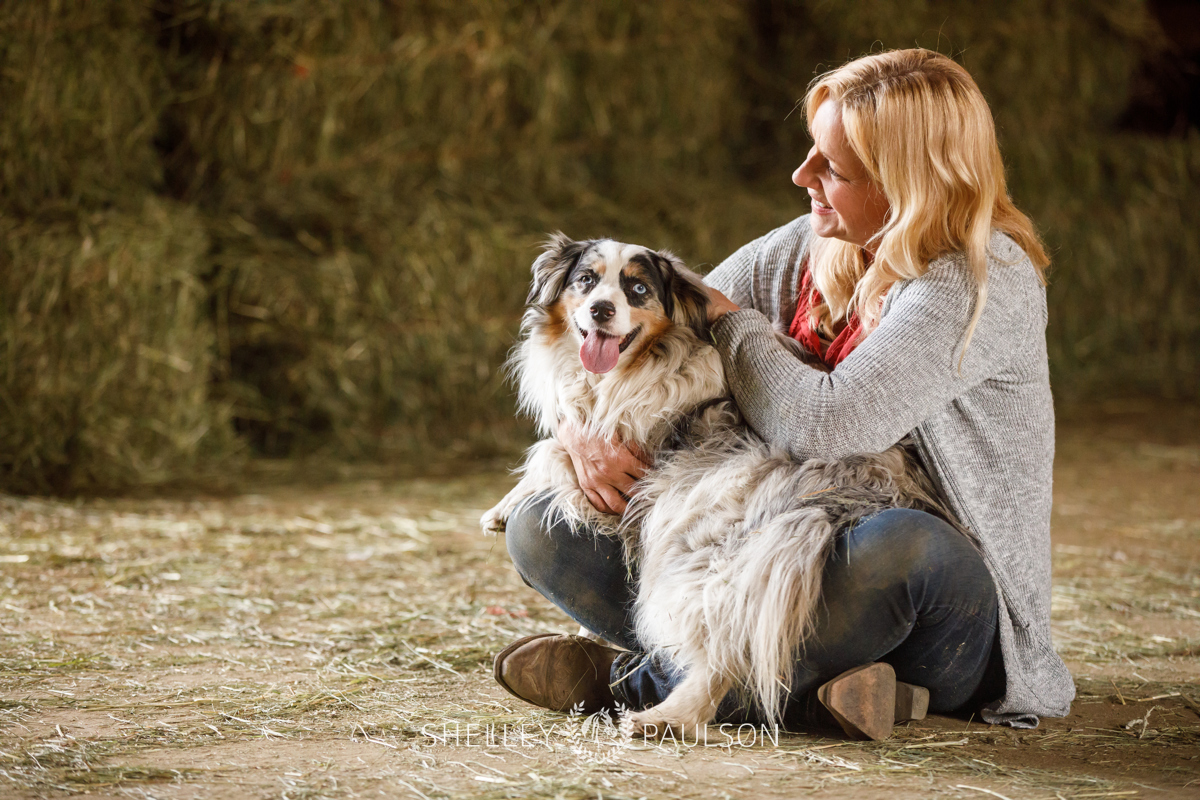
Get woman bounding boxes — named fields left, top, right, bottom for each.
left=494, top=48, right=1074, bottom=736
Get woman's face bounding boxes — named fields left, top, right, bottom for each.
left=792, top=99, right=890, bottom=249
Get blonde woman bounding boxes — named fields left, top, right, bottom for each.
left=495, top=48, right=1074, bottom=736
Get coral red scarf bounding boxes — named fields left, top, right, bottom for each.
left=787, top=263, right=863, bottom=369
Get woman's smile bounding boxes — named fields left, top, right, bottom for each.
left=809, top=195, right=834, bottom=213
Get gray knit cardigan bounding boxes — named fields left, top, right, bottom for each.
left=705, top=215, right=1074, bottom=728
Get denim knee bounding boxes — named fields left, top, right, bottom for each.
left=848, top=509, right=994, bottom=608
left=850, top=508, right=964, bottom=558
left=500, top=495, right=638, bottom=647
left=504, top=496, right=552, bottom=589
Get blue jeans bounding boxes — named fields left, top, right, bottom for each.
left=505, top=496, right=1005, bottom=725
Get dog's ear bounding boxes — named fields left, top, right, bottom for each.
left=529, top=232, right=589, bottom=307
left=654, top=249, right=711, bottom=341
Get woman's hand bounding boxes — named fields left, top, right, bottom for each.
left=558, top=418, right=652, bottom=515
left=706, top=285, right=741, bottom=323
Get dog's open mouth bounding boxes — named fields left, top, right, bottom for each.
left=579, top=326, right=641, bottom=374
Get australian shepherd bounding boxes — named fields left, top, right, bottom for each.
left=481, top=234, right=956, bottom=737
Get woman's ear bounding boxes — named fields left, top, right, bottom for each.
left=657, top=249, right=711, bottom=341
left=529, top=232, right=589, bottom=307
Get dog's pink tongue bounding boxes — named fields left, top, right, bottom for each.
left=580, top=330, right=621, bottom=374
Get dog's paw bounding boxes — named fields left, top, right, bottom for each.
left=621, top=708, right=693, bottom=742
left=618, top=709, right=646, bottom=739
left=479, top=505, right=508, bottom=535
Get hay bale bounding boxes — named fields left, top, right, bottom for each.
left=205, top=196, right=532, bottom=458
left=1042, top=133, right=1200, bottom=399
left=0, top=199, right=240, bottom=494
left=155, top=1, right=748, bottom=204
left=0, top=0, right=166, bottom=215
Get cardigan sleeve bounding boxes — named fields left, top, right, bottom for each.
left=710, top=247, right=1036, bottom=461
left=702, top=233, right=766, bottom=310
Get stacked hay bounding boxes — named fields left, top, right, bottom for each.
left=202, top=197, right=533, bottom=458
left=0, top=1, right=238, bottom=493
left=1, top=0, right=1195, bottom=493
left=0, top=200, right=238, bottom=493
left=0, top=1, right=165, bottom=215
left=154, top=0, right=792, bottom=457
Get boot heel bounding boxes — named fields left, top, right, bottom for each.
left=894, top=681, right=929, bottom=722
left=816, top=662, right=896, bottom=741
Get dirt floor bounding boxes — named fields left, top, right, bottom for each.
left=1, top=400, right=1197, bottom=799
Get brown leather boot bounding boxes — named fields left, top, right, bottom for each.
left=815, top=662, right=927, bottom=741
left=493, top=633, right=621, bottom=714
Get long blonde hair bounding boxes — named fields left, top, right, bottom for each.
left=803, top=49, right=1048, bottom=350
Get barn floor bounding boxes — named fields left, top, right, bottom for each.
left=1, top=400, right=1197, bottom=799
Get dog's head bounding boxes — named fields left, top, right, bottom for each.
left=527, top=233, right=710, bottom=374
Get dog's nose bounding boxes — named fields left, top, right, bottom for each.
left=590, top=300, right=616, bottom=323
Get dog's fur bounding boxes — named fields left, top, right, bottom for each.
left=482, top=235, right=960, bottom=736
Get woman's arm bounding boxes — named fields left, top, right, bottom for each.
left=711, top=244, right=1039, bottom=461
left=702, top=215, right=815, bottom=323
left=703, top=233, right=763, bottom=309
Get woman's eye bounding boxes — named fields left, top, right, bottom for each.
left=633, top=283, right=647, bottom=295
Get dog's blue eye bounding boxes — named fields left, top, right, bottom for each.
left=577, top=275, right=595, bottom=289
left=633, top=283, right=647, bottom=295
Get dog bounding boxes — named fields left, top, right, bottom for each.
left=479, top=233, right=720, bottom=539
left=481, top=234, right=959, bottom=737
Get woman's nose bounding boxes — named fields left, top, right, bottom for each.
left=792, top=161, right=813, bottom=189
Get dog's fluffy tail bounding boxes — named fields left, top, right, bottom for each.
left=725, top=506, right=838, bottom=723
left=700, top=506, right=835, bottom=724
